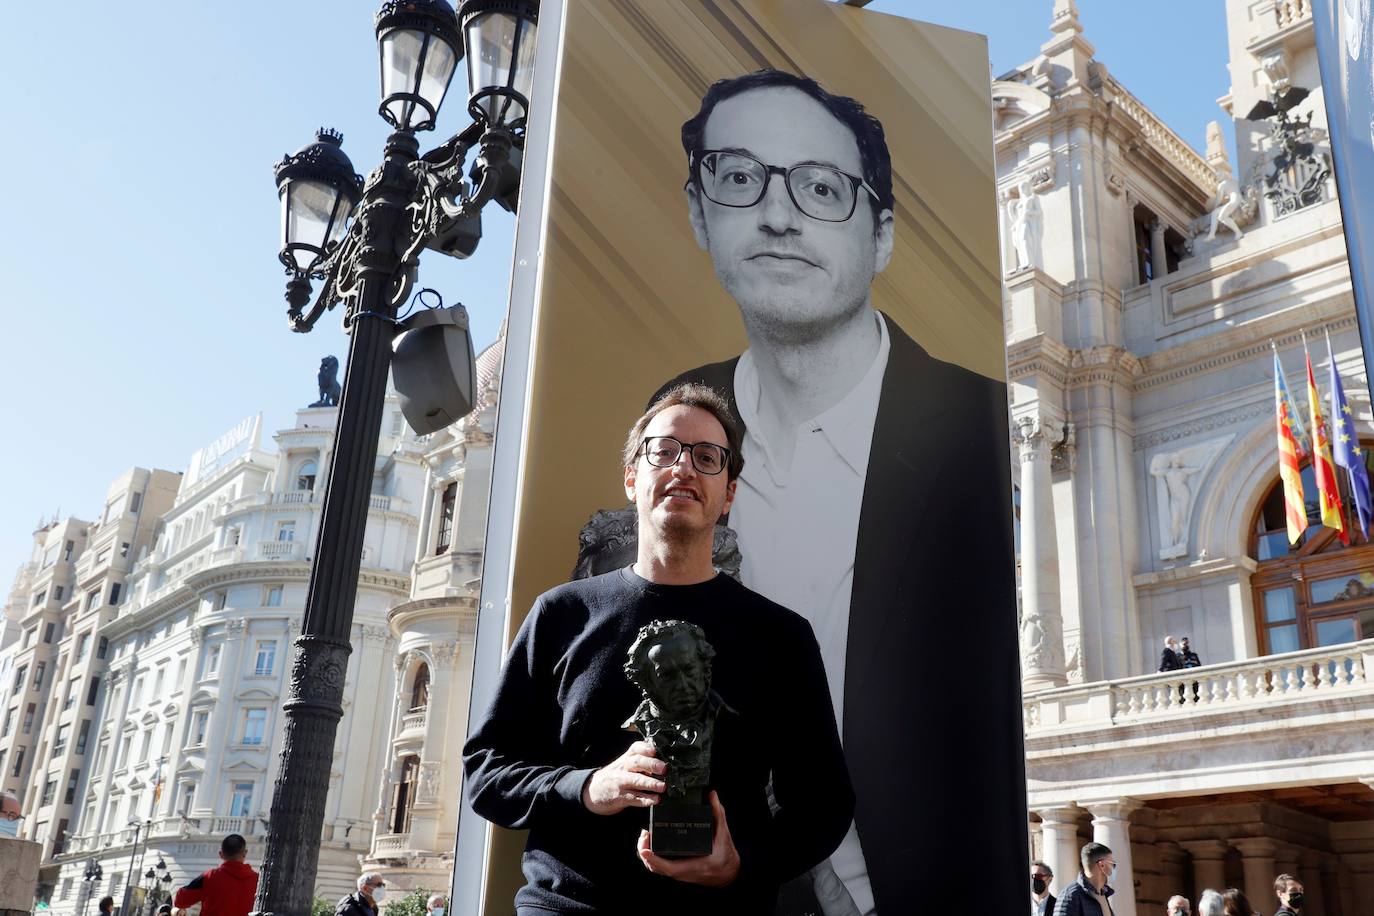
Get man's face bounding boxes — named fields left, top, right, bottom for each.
left=624, top=405, right=736, bottom=540
left=686, top=87, right=894, bottom=344
left=644, top=630, right=708, bottom=719
left=1031, top=865, right=1052, bottom=896
left=1181, top=639, right=1190, bottom=652
left=1168, top=899, right=1191, bottom=916
left=1096, top=856, right=1116, bottom=885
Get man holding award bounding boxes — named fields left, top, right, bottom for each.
left=464, top=384, right=852, bottom=915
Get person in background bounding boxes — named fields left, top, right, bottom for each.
left=1159, top=635, right=1183, bottom=672
left=0, top=789, right=22, bottom=838
left=97, top=897, right=114, bottom=916
left=1179, top=636, right=1202, bottom=668
left=1222, top=888, right=1258, bottom=916
left=424, top=894, right=445, bottom=916
left=1273, top=873, right=1304, bottom=916
left=335, top=873, right=387, bottom=916
left=173, top=833, right=258, bottom=916
left=1052, top=842, right=1115, bottom=916
left=1031, top=860, right=1056, bottom=916
left=1199, top=890, right=1224, bottom=916
left=1167, top=894, right=1192, bottom=916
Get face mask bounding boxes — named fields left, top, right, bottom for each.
left=1032, top=878, right=1047, bottom=895
left=1287, top=893, right=1304, bottom=909
left=432, top=909, right=444, bottom=916
left=370, top=887, right=387, bottom=903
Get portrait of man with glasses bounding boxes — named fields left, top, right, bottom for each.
left=650, top=68, right=1022, bottom=916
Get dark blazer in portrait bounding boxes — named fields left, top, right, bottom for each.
left=653, top=312, right=1025, bottom=913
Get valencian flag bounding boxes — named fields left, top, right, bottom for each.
left=1305, top=340, right=1348, bottom=542
left=1275, top=347, right=1309, bottom=543
left=1328, top=330, right=1373, bottom=538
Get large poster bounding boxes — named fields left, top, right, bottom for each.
left=1313, top=0, right=1374, bottom=387
left=468, top=1, right=1025, bottom=912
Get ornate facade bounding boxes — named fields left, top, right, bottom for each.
left=1002, top=2, right=1373, bottom=914
left=361, top=334, right=503, bottom=896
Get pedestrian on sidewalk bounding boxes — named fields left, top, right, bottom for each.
left=335, top=873, right=387, bottom=916
left=172, top=834, right=258, bottom=916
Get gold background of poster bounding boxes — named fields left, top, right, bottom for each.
left=485, top=1, right=1000, bottom=907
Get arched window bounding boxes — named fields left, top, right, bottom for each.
left=1250, top=444, right=1374, bottom=654
left=295, top=460, right=318, bottom=492
left=409, top=664, right=430, bottom=711
left=390, top=755, right=420, bottom=835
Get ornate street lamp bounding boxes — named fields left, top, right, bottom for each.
left=259, top=3, right=539, bottom=915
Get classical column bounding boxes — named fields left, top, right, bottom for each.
left=1149, top=218, right=1168, bottom=281
left=1015, top=415, right=1067, bottom=689
left=1155, top=842, right=1189, bottom=907
left=1085, top=799, right=1141, bottom=916
left=1298, top=850, right=1330, bottom=916
left=1344, top=853, right=1374, bottom=916
left=1180, top=839, right=1229, bottom=897
left=1035, top=806, right=1083, bottom=897
left=1234, top=837, right=1279, bottom=916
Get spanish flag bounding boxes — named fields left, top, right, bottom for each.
left=1306, top=342, right=1347, bottom=543
left=1274, top=348, right=1308, bottom=544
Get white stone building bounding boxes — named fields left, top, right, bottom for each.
left=361, top=336, right=503, bottom=895
left=1002, top=2, right=1374, bottom=914
left=43, top=401, right=424, bottom=916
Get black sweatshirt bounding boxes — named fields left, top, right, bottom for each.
left=463, top=567, right=854, bottom=915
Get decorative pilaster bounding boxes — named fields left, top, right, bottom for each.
left=1035, top=806, right=1082, bottom=897
left=1298, top=849, right=1329, bottom=916
left=1084, top=798, right=1141, bottom=916
left=1233, top=837, right=1279, bottom=915
left=1015, top=415, right=1068, bottom=690
left=1180, top=839, right=1229, bottom=898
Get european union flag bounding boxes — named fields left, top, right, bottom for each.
left=1329, top=350, right=1372, bottom=537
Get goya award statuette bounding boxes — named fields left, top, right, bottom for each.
left=623, top=619, right=727, bottom=858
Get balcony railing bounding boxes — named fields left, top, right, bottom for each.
left=1275, top=0, right=1310, bottom=28
left=211, top=816, right=257, bottom=836
left=258, top=541, right=300, bottom=561
left=400, top=709, right=427, bottom=733
left=373, top=833, right=409, bottom=854
left=1024, top=639, right=1374, bottom=731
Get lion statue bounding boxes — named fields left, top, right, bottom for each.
left=309, top=355, right=342, bottom=407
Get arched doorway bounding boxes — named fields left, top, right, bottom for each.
left=1250, top=447, right=1374, bottom=653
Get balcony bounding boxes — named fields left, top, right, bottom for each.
left=210, top=816, right=258, bottom=836
left=399, top=709, right=427, bottom=734
left=1023, top=639, right=1374, bottom=805
left=373, top=833, right=409, bottom=855
left=257, top=541, right=300, bottom=561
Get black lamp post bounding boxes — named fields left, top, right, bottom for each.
left=258, top=3, right=539, bottom=915
left=80, top=859, right=103, bottom=916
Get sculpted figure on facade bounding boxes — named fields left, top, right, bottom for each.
left=1019, top=610, right=1064, bottom=673
left=1007, top=177, right=1043, bottom=272
left=1149, top=436, right=1231, bottom=560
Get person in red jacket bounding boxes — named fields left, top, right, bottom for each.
left=173, top=834, right=259, bottom=916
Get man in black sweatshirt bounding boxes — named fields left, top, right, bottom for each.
left=464, top=383, right=853, bottom=915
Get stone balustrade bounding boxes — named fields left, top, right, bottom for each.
left=257, top=540, right=300, bottom=560
left=373, top=833, right=409, bottom=854
left=210, top=816, right=257, bottom=836
left=1025, top=639, right=1374, bottom=731
left=400, top=709, right=427, bottom=733
left=1275, top=0, right=1310, bottom=28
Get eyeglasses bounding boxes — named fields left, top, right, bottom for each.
left=1032, top=874, right=1052, bottom=880
left=692, top=150, right=881, bottom=222
left=640, top=436, right=731, bottom=476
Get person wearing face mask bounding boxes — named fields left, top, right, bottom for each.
left=335, top=873, right=387, bottom=916
left=1272, top=874, right=1304, bottom=916
left=1031, top=861, right=1056, bottom=916
left=424, top=894, right=445, bottom=916
left=1167, top=893, right=1192, bottom=916
left=1052, top=843, right=1116, bottom=916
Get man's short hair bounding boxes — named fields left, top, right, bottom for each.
left=1080, top=841, right=1112, bottom=873
left=1198, top=890, right=1224, bottom=916
left=680, top=68, right=896, bottom=223
left=1274, top=873, right=1300, bottom=893
left=98, top=897, right=114, bottom=913
left=624, top=619, right=715, bottom=692
left=623, top=383, right=744, bottom=481
left=426, top=895, right=446, bottom=908
left=1032, top=860, right=1053, bottom=877
left=357, top=873, right=384, bottom=892
left=1167, top=894, right=1190, bottom=912
left=221, top=833, right=246, bottom=858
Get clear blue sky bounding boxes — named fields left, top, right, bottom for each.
left=0, top=0, right=1231, bottom=580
